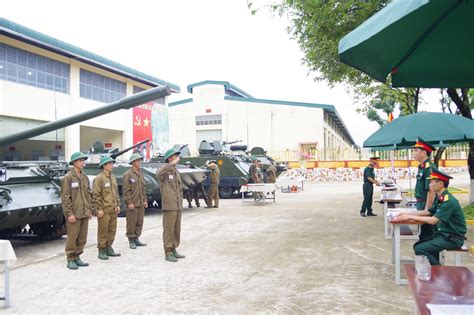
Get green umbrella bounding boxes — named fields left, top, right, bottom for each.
left=338, top=0, right=474, bottom=88
left=363, top=112, right=474, bottom=148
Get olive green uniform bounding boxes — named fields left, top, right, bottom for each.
left=156, top=163, right=183, bottom=256
left=415, top=159, right=435, bottom=241
left=414, top=190, right=467, bottom=265
left=265, top=165, right=277, bottom=183
left=93, top=171, right=120, bottom=249
left=249, top=164, right=261, bottom=183
left=61, top=170, right=92, bottom=261
left=360, top=165, right=375, bottom=214
left=207, top=164, right=220, bottom=207
left=123, top=168, right=146, bottom=241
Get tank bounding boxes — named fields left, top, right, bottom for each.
left=0, top=86, right=171, bottom=239
left=81, top=141, right=209, bottom=213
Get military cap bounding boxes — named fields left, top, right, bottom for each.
left=412, top=137, right=436, bottom=153
left=99, top=156, right=115, bottom=168
left=129, top=153, right=144, bottom=164
left=428, top=168, right=453, bottom=182
left=164, top=148, right=180, bottom=162
left=69, top=152, right=88, bottom=165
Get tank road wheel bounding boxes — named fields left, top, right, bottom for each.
left=30, top=216, right=66, bottom=240
left=219, top=187, right=234, bottom=199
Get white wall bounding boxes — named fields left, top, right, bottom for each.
left=169, top=84, right=328, bottom=154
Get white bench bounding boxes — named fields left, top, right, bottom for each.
left=0, top=240, right=17, bottom=309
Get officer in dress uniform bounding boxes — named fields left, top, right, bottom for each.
left=360, top=157, right=381, bottom=217
left=395, top=169, right=466, bottom=265
left=412, top=137, right=437, bottom=242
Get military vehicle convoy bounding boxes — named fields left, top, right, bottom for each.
left=0, top=86, right=172, bottom=239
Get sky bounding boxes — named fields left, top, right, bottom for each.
left=2, top=0, right=441, bottom=146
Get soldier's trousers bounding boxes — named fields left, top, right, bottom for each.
left=65, top=217, right=89, bottom=261
left=207, top=184, right=219, bottom=207
left=416, top=201, right=434, bottom=242
left=97, top=211, right=117, bottom=249
left=126, top=206, right=144, bottom=240
left=414, top=233, right=463, bottom=265
left=186, top=188, right=200, bottom=206
left=162, top=210, right=182, bottom=255
left=360, top=184, right=374, bottom=213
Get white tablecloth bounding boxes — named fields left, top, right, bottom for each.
left=0, top=240, right=17, bottom=267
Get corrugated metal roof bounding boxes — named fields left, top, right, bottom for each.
left=0, top=17, right=180, bottom=92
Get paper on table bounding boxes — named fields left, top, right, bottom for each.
left=0, top=240, right=17, bottom=267
left=426, top=304, right=474, bottom=315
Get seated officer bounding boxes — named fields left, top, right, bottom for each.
left=394, top=169, right=467, bottom=265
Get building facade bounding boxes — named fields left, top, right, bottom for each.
left=0, top=18, right=178, bottom=161
left=169, top=81, right=358, bottom=160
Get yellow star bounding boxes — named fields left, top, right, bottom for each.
left=143, top=117, right=150, bottom=128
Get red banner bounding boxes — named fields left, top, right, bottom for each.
left=133, top=103, right=153, bottom=160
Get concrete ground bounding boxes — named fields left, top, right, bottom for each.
left=2, top=172, right=473, bottom=314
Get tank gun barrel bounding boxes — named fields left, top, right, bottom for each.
left=223, top=140, right=242, bottom=145
left=0, top=86, right=171, bottom=148
left=110, top=138, right=150, bottom=160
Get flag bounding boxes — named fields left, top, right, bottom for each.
left=387, top=112, right=394, bottom=123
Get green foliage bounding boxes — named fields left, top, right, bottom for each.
left=248, top=0, right=424, bottom=121
left=464, top=203, right=474, bottom=220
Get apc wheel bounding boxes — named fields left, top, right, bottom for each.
left=30, top=216, right=66, bottom=240
left=219, top=187, right=234, bottom=199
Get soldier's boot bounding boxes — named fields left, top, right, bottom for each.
left=367, top=210, right=377, bottom=216
left=172, top=249, right=185, bottom=259
left=360, top=211, right=366, bottom=217
left=98, top=249, right=109, bottom=260
left=165, top=254, right=178, bottom=262
left=74, top=257, right=89, bottom=267
left=188, top=203, right=193, bottom=208
left=106, top=246, right=121, bottom=257
left=134, top=239, right=147, bottom=246
left=67, top=260, right=79, bottom=270
left=129, top=239, right=137, bottom=249
left=196, top=202, right=200, bottom=207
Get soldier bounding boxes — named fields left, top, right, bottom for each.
left=395, top=169, right=466, bottom=265
left=265, top=163, right=277, bottom=184
left=156, top=148, right=185, bottom=262
left=184, top=161, right=200, bottom=208
left=123, top=153, right=148, bottom=249
left=93, top=156, right=121, bottom=260
left=61, top=152, right=92, bottom=270
left=249, top=158, right=262, bottom=183
left=205, top=160, right=220, bottom=208
left=360, top=157, right=381, bottom=217
left=412, top=137, right=437, bottom=242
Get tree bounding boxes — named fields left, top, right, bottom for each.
left=250, top=0, right=474, bottom=203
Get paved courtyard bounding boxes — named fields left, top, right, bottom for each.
left=3, top=172, right=472, bottom=314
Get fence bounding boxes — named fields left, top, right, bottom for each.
left=268, top=143, right=470, bottom=162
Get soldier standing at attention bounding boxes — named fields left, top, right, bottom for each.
left=395, top=169, right=466, bottom=265
left=156, top=148, right=185, bottom=262
left=360, top=157, right=381, bottom=217
left=412, top=138, right=437, bottom=242
left=123, top=153, right=148, bottom=250
left=205, top=160, right=220, bottom=208
left=61, top=152, right=92, bottom=270
left=93, top=156, right=121, bottom=260
left=249, top=158, right=261, bottom=183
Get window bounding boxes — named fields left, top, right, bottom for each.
left=80, top=69, right=126, bottom=103
left=0, top=43, right=70, bottom=93
left=195, top=114, right=222, bottom=126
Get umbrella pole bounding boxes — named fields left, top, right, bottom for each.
left=407, top=149, right=412, bottom=194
